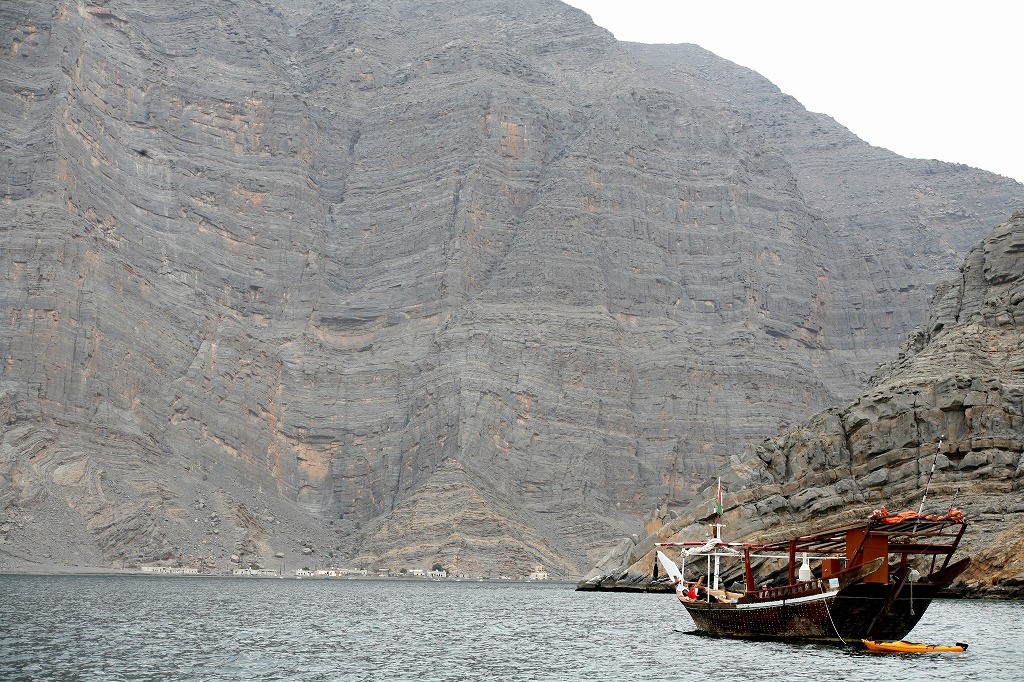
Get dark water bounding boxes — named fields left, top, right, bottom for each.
left=0, top=576, right=1020, bottom=681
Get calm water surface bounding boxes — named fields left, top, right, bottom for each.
left=1, top=575, right=1020, bottom=681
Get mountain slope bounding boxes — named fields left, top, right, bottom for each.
left=582, top=213, right=1024, bottom=596
left=1, top=0, right=1021, bottom=575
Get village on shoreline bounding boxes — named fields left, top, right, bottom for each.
left=0, top=558, right=566, bottom=583
left=142, top=562, right=555, bottom=581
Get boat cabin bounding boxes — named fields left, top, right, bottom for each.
left=658, top=508, right=968, bottom=599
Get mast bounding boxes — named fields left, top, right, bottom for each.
left=712, top=477, right=723, bottom=590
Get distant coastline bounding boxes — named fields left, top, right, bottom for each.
left=0, top=559, right=578, bottom=583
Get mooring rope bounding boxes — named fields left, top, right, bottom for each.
left=821, top=583, right=849, bottom=646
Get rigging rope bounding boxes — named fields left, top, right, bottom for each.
left=914, top=438, right=944, bottom=526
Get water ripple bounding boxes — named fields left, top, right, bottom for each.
left=0, top=576, right=1017, bottom=681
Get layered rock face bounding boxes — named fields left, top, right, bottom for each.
left=0, top=0, right=1021, bottom=576
left=583, top=214, right=1024, bottom=596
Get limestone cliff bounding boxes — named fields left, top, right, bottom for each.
left=0, top=0, right=1021, bottom=576
left=582, top=214, right=1024, bottom=596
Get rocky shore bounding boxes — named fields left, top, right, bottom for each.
left=580, top=214, right=1024, bottom=599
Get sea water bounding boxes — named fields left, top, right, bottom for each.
left=1, top=575, right=1019, bottom=681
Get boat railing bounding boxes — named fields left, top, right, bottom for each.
left=748, top=576, right=839, bottom=601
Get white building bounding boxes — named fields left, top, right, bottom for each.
left=528, top=564, right=549, bottom=580
left=140, top=565, right=199, bottom=575
left=233, top=567, right=279, bottom=577
left=336, top=568, right=368, bottom=576
left=167, top=567, right=199, bottom=575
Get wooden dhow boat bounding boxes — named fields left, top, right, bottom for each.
left=656, top=481, right=970, bottom=644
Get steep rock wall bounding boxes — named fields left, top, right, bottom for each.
left=1, top=1, right=1021, bottom=575
left=583, top=214, right=1024, bottom=596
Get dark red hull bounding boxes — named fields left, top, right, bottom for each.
left=684, top=581, right=941, bottom=641
left=682, top=558, right=970, bottom=642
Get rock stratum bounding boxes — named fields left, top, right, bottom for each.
left=582, top=213, right=1024, bottom=597
left=1, top=0, right=1022, bottom=576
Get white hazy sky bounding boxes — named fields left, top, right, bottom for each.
left=563, top=1, right=1024, bottom=184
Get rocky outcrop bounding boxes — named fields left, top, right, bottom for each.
left=0, top=1, right=1021, bottom=575
left=581, top=214, right=1024, bottom=596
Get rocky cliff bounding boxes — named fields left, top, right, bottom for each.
left=582, top=213, right=1024, bottom=596
left=1, top=0, right=1021, bottom=576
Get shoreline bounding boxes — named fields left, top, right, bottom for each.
left=0, top=561, right=581, bottom=584
left=0, top=570, right=581, bottom=585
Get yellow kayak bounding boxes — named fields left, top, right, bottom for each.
left=862, top=639, right=967, bottom=653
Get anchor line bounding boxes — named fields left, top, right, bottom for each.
left=821, top=584, right=849, bottom=647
